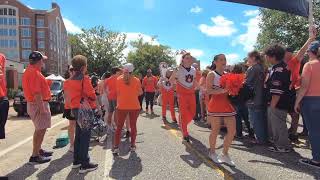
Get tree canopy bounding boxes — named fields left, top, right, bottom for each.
left=127, top=38, right=176, bottom=76
left=256, top=2, right=320, bottom=51
left=68, top=26, right=127, bottom=76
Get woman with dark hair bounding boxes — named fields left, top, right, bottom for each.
left=232, top=64, right=254, bottom=139
left=206, top=54, right=236, bottom=167
left=295, top=41, right=320, bottom=169
left=113, top=63, right=143, bottom=155
left=245, top=51, right=268, bottom=144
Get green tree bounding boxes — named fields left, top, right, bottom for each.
left=127, top=38, right=176, bottom=76
left=256, top=2, right=320, bottom=51
left=68, top=26, right=127, bottom=76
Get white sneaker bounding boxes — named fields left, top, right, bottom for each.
left=209, top=152, right=221, bottom=164
left=69, top=146, right=74, bottom=153
left=218, top=154, right=235, bottom=167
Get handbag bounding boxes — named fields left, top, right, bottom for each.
left=77, top=78, right=95, bottom=130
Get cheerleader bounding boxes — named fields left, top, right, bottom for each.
left=170, top=52, right=197, bottom=142
left=206, top=54, right=236, bottom=167
left=158, top=68, right=177, bottom=124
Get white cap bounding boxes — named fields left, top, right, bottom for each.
left=123, top=63, right=134, bottom=73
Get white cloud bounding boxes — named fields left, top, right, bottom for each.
left=232, top=13, right=261, bottom=52
left=63, top=18, right=82, bottom=34
left=198, top=15, right=237, bottom=37
left=226, top=53, right=241, bottom=65
left=190, top=6, right=203, bottom=14
left=27, top=5, right=34, bottom=9
left=144, top=0, right=155, bottom=10
left=122, top=32, right=160, bottom=59
left=187, top=49, right=204, bottom=58
left=244, top=10, right=259, bottom=17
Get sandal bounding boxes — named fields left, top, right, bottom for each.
left=299, top=159, right=320, bottom=169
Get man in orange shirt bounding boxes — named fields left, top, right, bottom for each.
left=0, top=53, right=9, bottom=140
left=105, top=67, right=122, bottom=129
left=22, top=51, right=53, bottom=164
left=142, top=69, right=158, bottom=115
left=285, top=26, right=317, bottom=139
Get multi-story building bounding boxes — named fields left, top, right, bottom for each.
left=0, top=0, right=69, bottom=89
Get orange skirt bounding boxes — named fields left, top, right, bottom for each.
left=207, top=93, right=236, bottom=117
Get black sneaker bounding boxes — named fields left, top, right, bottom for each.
left=39, top=149, right=53, bottom=157
left=113, top=147, right=119, bottom=156
left=183, top=136, right=190, bottom=143
left=79, top=163, right=98, bottom=174
left=28, top=156, right=51, bottom=164
left=125, top=131, right=130, bottom=138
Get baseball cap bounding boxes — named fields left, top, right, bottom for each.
left=29, top=51, right=48, bottom=62
left=123, top=63, right=134, bottom=73
left=308, top=41, right=320, bottom=53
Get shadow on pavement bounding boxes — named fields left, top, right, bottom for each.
left=180, top=136, right=256, bottom=180
left=6, top=163, right=38, bottom=179
left=232, top=145, right=320, bottom=179
left=36, top=152, right=73, bottom=179
left=109, top=152, right=142, bottom=179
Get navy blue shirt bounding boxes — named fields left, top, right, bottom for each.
left=265, top=61, right=291, bottom=110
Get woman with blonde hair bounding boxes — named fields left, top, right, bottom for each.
left=113, top=63, right=143, bottom=155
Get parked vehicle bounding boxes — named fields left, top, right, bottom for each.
left=13, top=80, right=65, bottom=116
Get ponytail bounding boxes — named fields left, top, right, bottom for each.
left=123, top=72, right=131, bottom=85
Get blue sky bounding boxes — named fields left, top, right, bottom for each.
left=21, top=0, right=260, bottom=68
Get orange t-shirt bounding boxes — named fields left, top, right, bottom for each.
left=143, top=76, right=158, bottom=92
left=22, top=65, right=51, bottom=102
left=301, top=60, right=320, bottom=97
left=0, top=54, right=6, bottom=98
left=116, top=76, right=141, bottom=110
left=287, top=56, right=301, bottom=89
left=105, top=75, right=118, bottom=100
left=196, top=70, right=202, bottom=82
left=67, top=75, right=97, bottom=109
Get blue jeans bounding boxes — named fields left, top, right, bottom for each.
left=235, top=103, right=251, bottom=136
left=72, top=109, right=91, bottom=165
left=248, top=107, right=268, bottom=143
left=301, top=96, right=320, bottom=161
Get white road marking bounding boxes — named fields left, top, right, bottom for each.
left=0, top=119, right=67, bottom=158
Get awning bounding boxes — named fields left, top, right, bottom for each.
left=219, top=0, right=309, bottom=17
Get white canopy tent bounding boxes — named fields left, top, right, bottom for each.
left=45, top=74, right=65, bottom=81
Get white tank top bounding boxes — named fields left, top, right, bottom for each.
left=176, top=66, right=196, bottom=89
left=160, top=80, right=173, bottom=90
left=212, top=71, right=223, bottom=87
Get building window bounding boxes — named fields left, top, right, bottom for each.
left=0, top=8, right=7, bottom=16
left=38, top=40, right=45, bottom=49
left=20, top=17, right=31, bottom=26
left=21, top=28, right=31, bottom=37
left=5, top=50, right=19, bottom=60
left=0, top=29, right=8, bottom=36
left=9, top=29, right=16, bottom=36
left=8, top=18, right=16, bottom=25
left=0, top=17, right=7, bottom=25
left=21, top=39, right=31, bottom=48
left=37, top=31, right=45, bottom=38
left=0, top=40, right=8, bottom=48
left=22, top=50, right=32, bottom=59
left=36, top=19, right=45, bottom=27
left=8, top=9, right=16, bottom=16
left=9, top=40, right=17, bottom=48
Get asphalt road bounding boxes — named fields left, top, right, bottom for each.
left=0, top=106, right=319, bottom=180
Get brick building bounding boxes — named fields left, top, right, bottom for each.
left=0, top=0, right=69, bottom=88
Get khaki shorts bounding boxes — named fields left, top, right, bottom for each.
left=27, top=102, right=51, bottom=130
